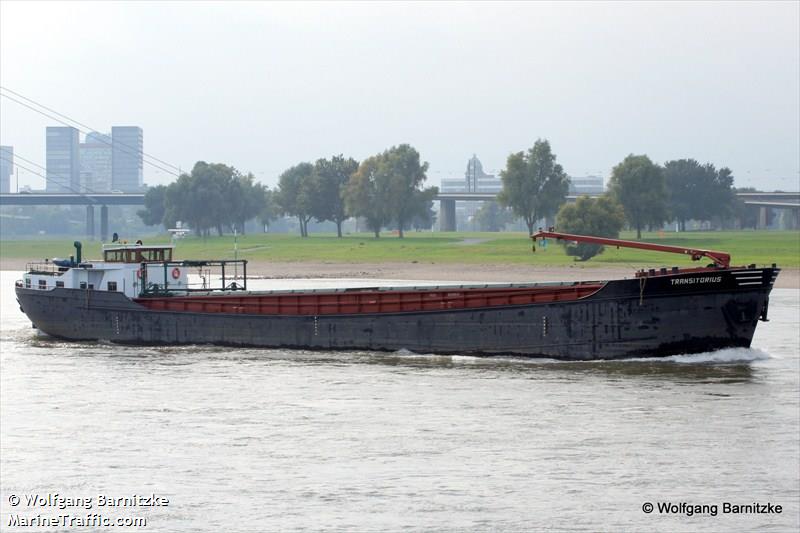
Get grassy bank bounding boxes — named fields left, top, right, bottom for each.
left=1, top=230, right=798, bottom=268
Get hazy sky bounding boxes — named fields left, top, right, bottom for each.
left=1, top=1, right=798, bottom=191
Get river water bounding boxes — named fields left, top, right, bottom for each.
left=1, top=271, right=798, bottom=532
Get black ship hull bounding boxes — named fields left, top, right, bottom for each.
left=15, top=267, right=778, bottom=360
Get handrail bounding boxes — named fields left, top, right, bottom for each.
left=531, top=231, right=731, bottom=268
left=138, top=259, right=248, bottom=296
left=26, top=262, right=63, bottom=274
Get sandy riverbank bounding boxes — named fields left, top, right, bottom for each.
left=5, top=258, right=794, bottom=288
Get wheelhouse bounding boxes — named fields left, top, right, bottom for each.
left=103, top=245, right=174, bottom=263
left=17, top=241, right=247, bottom=299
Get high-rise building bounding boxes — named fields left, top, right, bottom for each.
left=111, top=126, right=143, bottom=192
left=46, top=126, right=80, bottom=192
left=0, top=145, right=12, bottom=193
left=79, top=132, right=112, bottom=192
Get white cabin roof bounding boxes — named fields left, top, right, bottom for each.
left=102, top=243, right=175, bottom=251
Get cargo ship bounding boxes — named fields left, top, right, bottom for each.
left=14, top=232, right=778, bottom=360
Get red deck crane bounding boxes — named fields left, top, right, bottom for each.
left=530, top=230, right=731, bottom=269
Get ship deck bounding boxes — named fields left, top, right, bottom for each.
left=133, top=280, right=607, bottom=316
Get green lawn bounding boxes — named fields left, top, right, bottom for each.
left=2, top=230, right=798, bottom=268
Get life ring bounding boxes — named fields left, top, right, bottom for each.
left=171, top=267, right=181, bottom=280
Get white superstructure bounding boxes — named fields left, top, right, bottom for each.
left=20, top=243, right=188, bottom=299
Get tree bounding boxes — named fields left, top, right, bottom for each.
left=258, top=188, right=279, bottom=232
left=555, top=195, right=626, bottom=260
left=664, top=159, right=736, bottom=231
left=474, top=201, right=514, bottom=232
left=497, top=139, right=570, bottom=235
left=225, top=172, right=265, bottom=235
left=407, top=186, right=439, bottom=231
left=137, top=185, right=168, bottom=227
left=275, top=162, right=316, bottom=237
left=343, top=155, right=392, bottom=238
left=608, top=154, right=667, bottom=239
left=140, top=162, right=265, bottom=237
left=343, top=145, right=434, bottom=238
left=312, top=155, right=359, bottom=237
left=708, top=165, right=736, bottom=226
left=383, top=144, right=432, bottom=238
left=165, top=162, right=231, bottom=237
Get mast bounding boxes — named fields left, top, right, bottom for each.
left=530, top=230, right=731, bottom=269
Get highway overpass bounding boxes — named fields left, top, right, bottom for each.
left=435, top=192, right=800, bottom=231
left=0, top=193, right=145, bottom=206
left=0, top=193, right=147, bottom=240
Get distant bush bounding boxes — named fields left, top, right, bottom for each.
left=556, top=196, right=626, bottom=261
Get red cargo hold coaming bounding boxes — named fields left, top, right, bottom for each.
left=134, top=283, right=605, bottom=316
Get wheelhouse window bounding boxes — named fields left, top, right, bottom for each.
left=38, top=279, right=47, bottom=289
left=56, top=281, right=64, bottom=288
left=137, top=248, right=171, bottom=262
left=107, top=281, right=118, bottom=292
left=104, top=247, right=172, bottom=263
left=104, top=250, right=125, bottom=262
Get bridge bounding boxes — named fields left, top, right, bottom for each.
left=0, top=193, right=145, bottom=206
left=0, top=193, right=146, bottom=241
left=1, top=191, right=798, bottom=236
left=436, top=193, right=587, bottom=231
left=436, top=191, right=800, bottom=231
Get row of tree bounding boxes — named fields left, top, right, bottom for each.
left=491, top=139, right=740, bottom=241
left=267, top=156, right=357, bottom=238
left=609, top=155, right=736, bottom=238
left=138, top=162, right=265, bottom=236
left=273, top=145, right=437, bottom=238
left=137, top=140, right=743, bottom=243
left=476, top=139, right=744, bottom=259
left=138, top=145, right=438, bottom=238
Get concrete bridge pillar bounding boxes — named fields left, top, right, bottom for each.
left=440, top=199, right=456, bottom=231
left=85, top=205, right=95, bottom=240
left=788, top=208, right=799, bottom=230
left=758, top=206, right=768, bottom=229
left=100, top=205, right=109, bottom=242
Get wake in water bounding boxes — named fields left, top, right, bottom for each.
left=643, top=347, right=771, bottom=364
left=443, top=347, right=772, bottom=366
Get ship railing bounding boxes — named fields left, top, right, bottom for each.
left=25, top=262, right=65, bottom=275
left=138, top=259, right=248, bottom=297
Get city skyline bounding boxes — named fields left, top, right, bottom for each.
left=4, top=136, right=610, bottom=195
left=37, top=125, right=144, bottom=193
left=0, top=127, right=793, bottom=194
